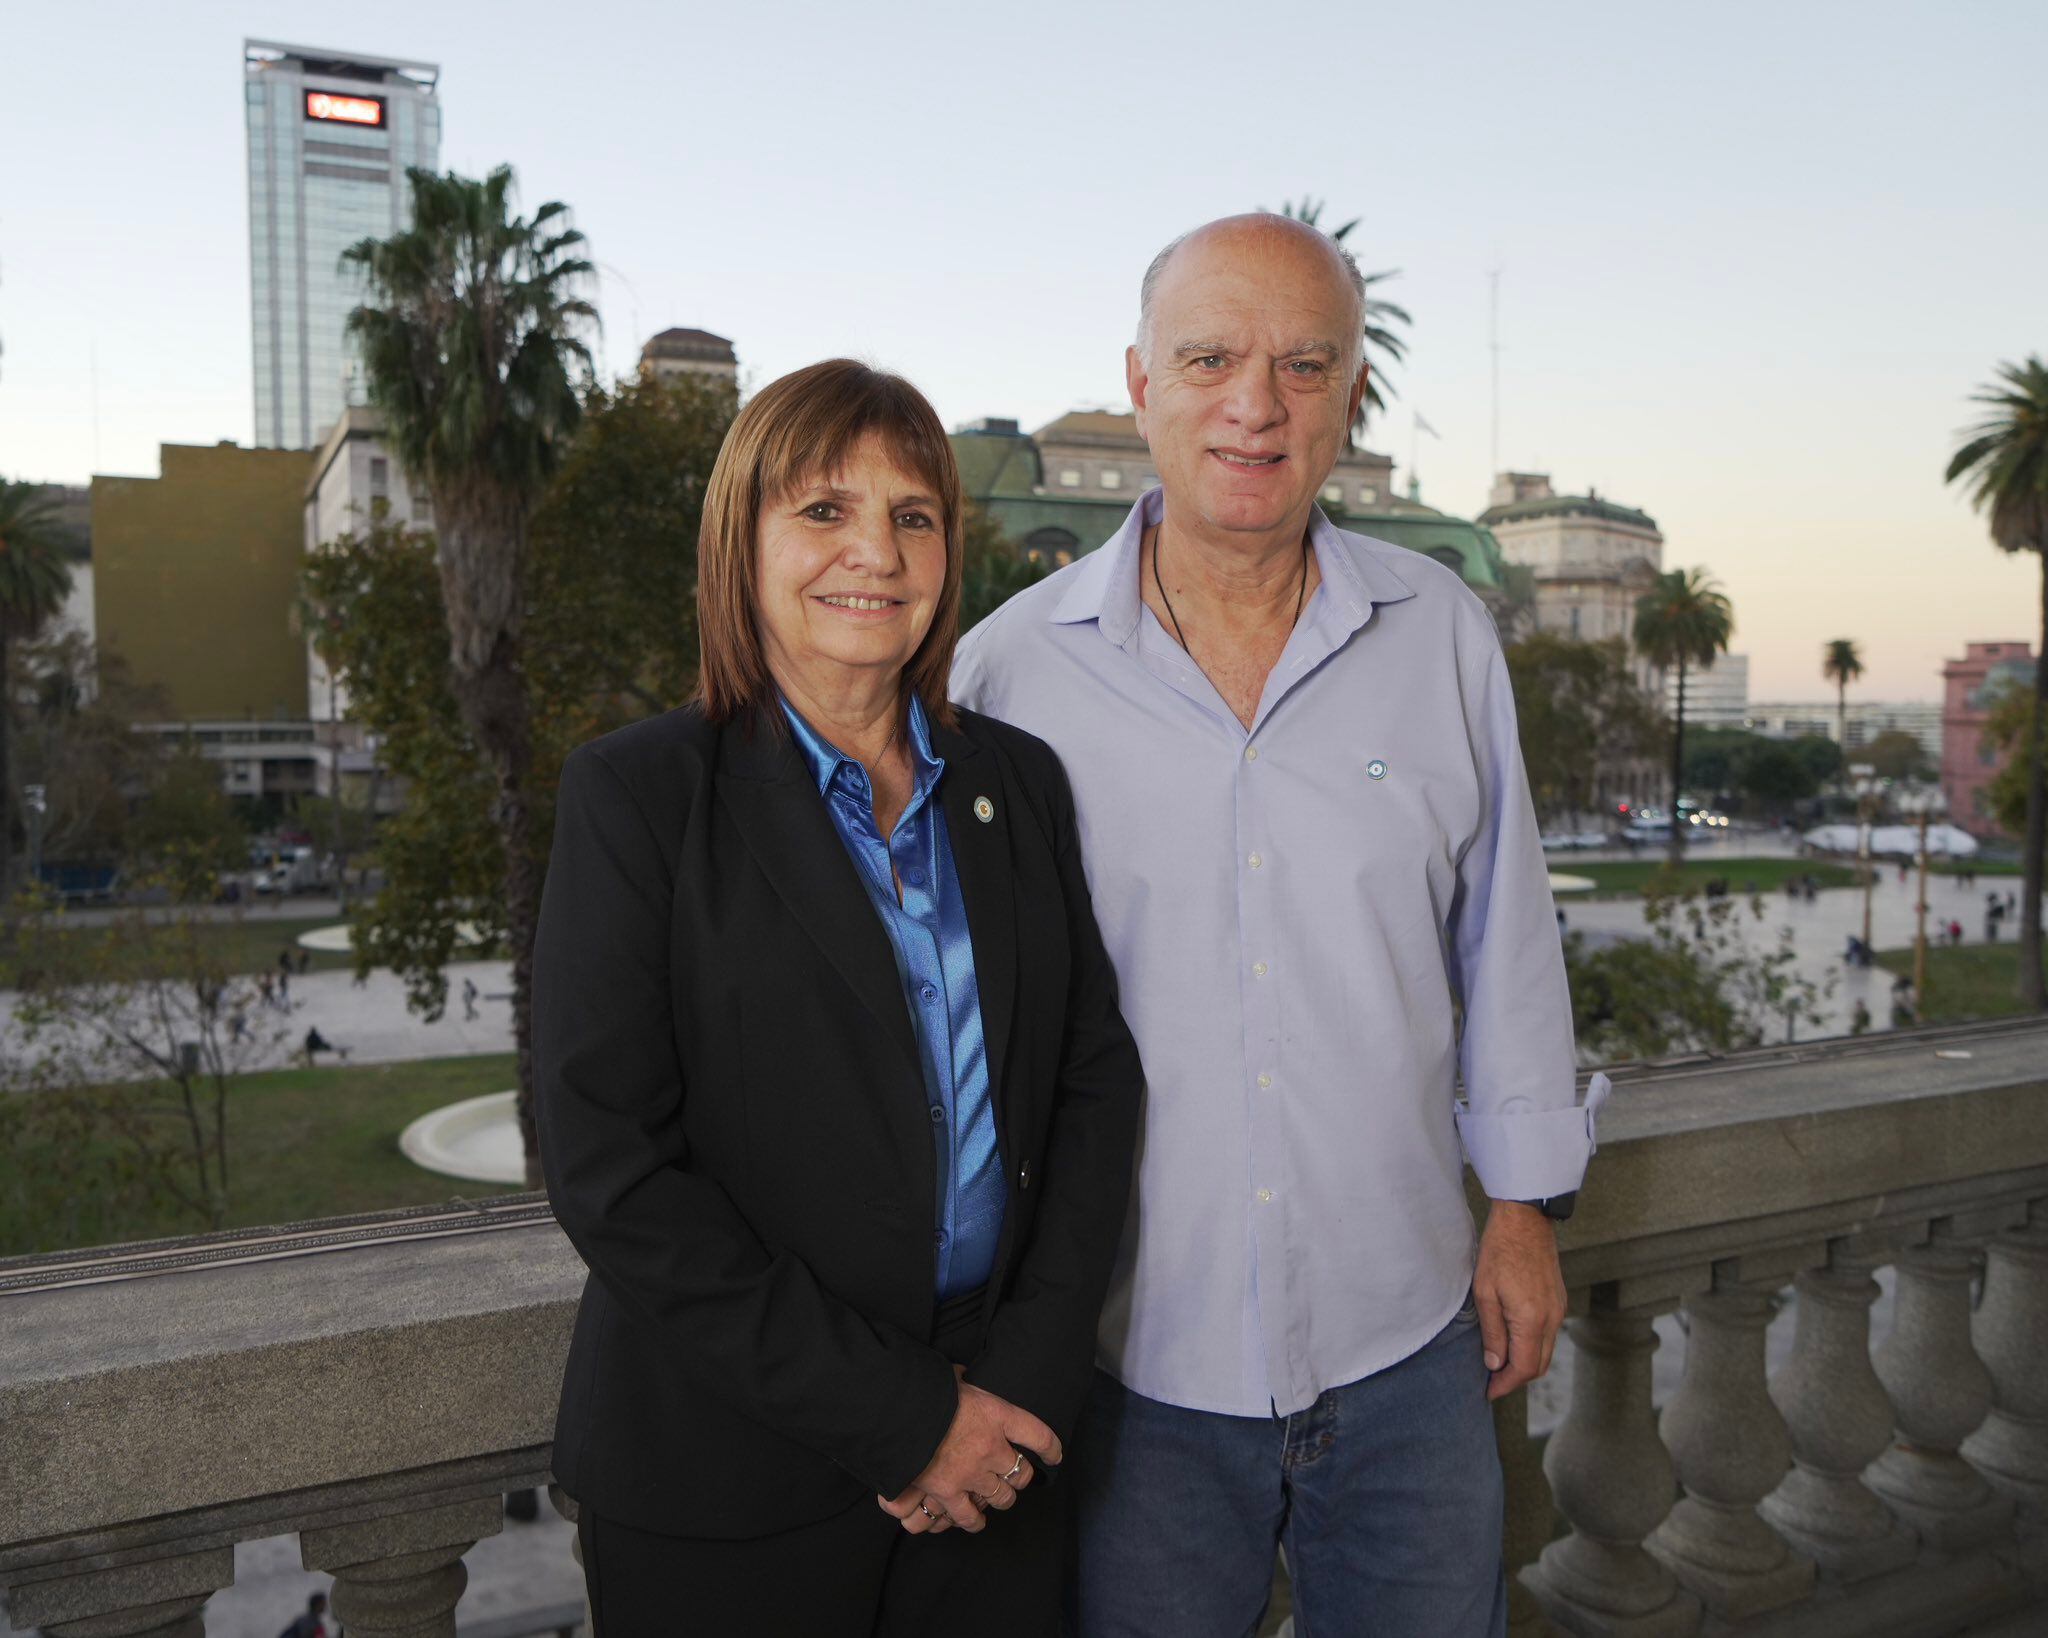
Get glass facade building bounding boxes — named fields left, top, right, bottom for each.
left=245, top=41, right=440, bottom=450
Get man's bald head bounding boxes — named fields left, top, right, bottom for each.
left=1136, top=213, right=1367, bottom=369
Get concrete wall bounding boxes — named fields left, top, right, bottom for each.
left=91, top=443, right=311, bottom=722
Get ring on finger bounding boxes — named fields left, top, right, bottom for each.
left=1002, top=1454, right=1026, bottom=1484
left=917, top=1498, right=943, bottom=1524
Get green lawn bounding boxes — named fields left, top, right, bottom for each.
left=0, top=914, right=360, bottom=988
left=1875, top=940, right=2048, bottom=1024
left=1931, top=859, right=2025, bottom=877
left=0, top=1053, right=523, bottom=1259
left=1555, top=857, right=1861, bottom=899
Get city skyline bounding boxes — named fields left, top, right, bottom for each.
left=2, top=0, right=2043, bottom=701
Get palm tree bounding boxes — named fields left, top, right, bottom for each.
left=344, top=166, right=596, bottom=1181
left=0, top=481, right=75, bottom=897
left=1277, top=198, right=1410, bottom=443
left=1634, top=568, right=1734, bottom=866
left=1946, top=356, right=2048, bottom=1010
left=1821, top=638, right=1865, bottom=793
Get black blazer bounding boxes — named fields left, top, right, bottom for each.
left=534, top=700, right=1143, bottom=1540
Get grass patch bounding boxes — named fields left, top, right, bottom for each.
left=0, top=1052, right=522, bottom=1258
left=1874, top=941, right=2048, bottom=1024
left=1558, top=858, right=1861, bottom=898
left=0, top=914, right=360, bottom=988
left=1930, top=859, right=2025, bottom=877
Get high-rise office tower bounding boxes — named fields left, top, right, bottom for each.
left=244, top=40, right=440, bottom=450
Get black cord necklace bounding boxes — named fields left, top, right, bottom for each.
left=1151, top=523, right=1310, bottom=654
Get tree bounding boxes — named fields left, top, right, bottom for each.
left=343, top=165, right=597, bottom=1180
left=1, top=893, right=290, bottom=1244
left=1981, top=675, right=2040, bottom=838
left=1564, top=879, right=1828, bottom=1062
left=960, top=500, right=1050, bottom=632
left=0, top=480, right=76, bottom=895
left=1945, top=356, right=2048, bottom=1009
left=1276, top=198, right=1411, bottom=442
left=1503, top=633, right=1663, bottom=823
left=301, top=373, right=737, bottom=1086
left=1821, top=638, right=1864, bottom=792
left=1634, top=568, right=1734, bottom=863
left=1865, top=729, right=1931, bottom=784
left=125, top=745, right=248, bottom=901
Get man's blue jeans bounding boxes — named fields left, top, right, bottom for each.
left=1066, top=1299, right=1506, bottom=1637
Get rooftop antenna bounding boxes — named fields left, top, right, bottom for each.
left=1488, top=264, right=1503, bottom=477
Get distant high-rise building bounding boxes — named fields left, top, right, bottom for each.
left=1669, top=654, right=1749, bottom=727
left=244, top=40, right=440, bottom=451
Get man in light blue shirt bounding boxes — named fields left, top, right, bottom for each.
left=952, top=214, right=1606, bottom=1636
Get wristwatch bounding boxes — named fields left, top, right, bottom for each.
left=1521, top=1192, right=1577, bottom=1222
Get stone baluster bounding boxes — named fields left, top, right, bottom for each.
left=4, top=1546, right=232, bottom=1638
left=1962, top=1218, right=2048, bottom=1524
left=300, top=1496, right=502, bottom=1638
left=1760, top=1248, right=1916, bottom=1579
left=1869, top=1242, right=2013, bottom=1549
left=1646, top=1285, right=1814, bottom=1619
left=1525, top=1304, right=1701, bottom=1637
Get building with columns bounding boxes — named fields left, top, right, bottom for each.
left=954, top=410, right=1515, bottom=610
left=1478, top=472, right=1664, bottom=646
left=638, top=328, right=738, bottom=388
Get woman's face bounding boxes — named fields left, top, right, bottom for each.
left=754, top=429, right=948, bottom=701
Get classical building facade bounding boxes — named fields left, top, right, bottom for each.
left=1941, top=639, right=2037, bottom=836
left=954, top=410, right=1514, bottom=604
left=1478, top=472, right=1663, bottom=646
left=639, top=328, right=738, bottom=387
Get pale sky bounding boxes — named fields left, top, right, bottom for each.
left=3, top=0, right=2042, bottom=701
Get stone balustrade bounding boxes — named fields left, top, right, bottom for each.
left=4, top=1018, right=2048, bottom=1637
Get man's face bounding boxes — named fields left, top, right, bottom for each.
left=1127, top=224, right=1367, bottom=542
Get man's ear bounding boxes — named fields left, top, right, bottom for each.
left=1347, top=360, right=1370, bottom=431
left=1126, top=344, right=1151, bottom=439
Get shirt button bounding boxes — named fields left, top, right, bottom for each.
left=928, top=1104, right=945, bottom=1125
left=1257, top=1073, right=1273, bottom=1089
left=1252, top=961, right=1268, bottom=978
left=1245, top=746, right=1259, bottom=761
left=1248, top=852, right=1262, bottom=870
left=1256, top=1188, right=1274, bottom=1204
left=1018, top=1161, right=1032, bottom=1190
left=934, top=1229, right=948, bottom=1247
left=904, top=866, right=926, bottom=887
left=920, top=982, right=939, bottom=1002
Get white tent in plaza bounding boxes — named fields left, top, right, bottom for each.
left=1802, top=823, right=1980, bottom=859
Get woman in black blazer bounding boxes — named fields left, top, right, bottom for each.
left=535, top=359, right=1143, bottom=1635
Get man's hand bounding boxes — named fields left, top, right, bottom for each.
left=1474, top=1201, right=1567, bottom=1401
left=876, top=1367, right=1059, bottom=1534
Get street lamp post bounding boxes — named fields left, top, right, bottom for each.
left=1901, top=783, right=1950, bottom=1016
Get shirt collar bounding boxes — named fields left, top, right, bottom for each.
left=778, top=692, right=945, bottom=804
left=1050, top=485, right=1419, bottom=646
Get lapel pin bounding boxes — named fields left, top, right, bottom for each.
left=1367, top=759, right=1388, bottom=780
left=973, top=796, right=995, bottom=823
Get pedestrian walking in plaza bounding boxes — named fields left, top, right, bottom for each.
left=462, top=977, right=479, bottom=1021
left=276, top=1590, right=327, bottom=1637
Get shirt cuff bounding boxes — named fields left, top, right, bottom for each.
left=1455, top=1072, right=1610, bottom=1202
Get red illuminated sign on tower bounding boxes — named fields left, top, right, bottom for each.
left=305, top=91, right=385, bottom=128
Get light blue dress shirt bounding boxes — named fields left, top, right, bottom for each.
left=952, top=488, right=1606, bottom=1417
left=780, top=695, right=1006, bottom=1301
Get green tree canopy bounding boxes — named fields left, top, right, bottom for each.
left=1634, top=567, right=1735, bottom=861
left=1503, top=633, right=1662, bottom=822
left=0, top=480, right=77, bottom=895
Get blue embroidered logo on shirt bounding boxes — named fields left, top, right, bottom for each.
left=1367, top=759, right=1388, bottom=780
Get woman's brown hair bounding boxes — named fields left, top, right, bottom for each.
left=696, top=358, right=964, bottom=730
